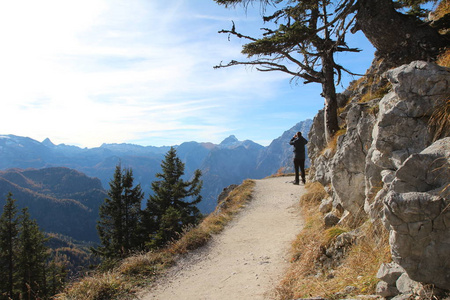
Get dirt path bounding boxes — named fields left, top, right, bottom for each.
left=140, top=176, right=305, bottom=300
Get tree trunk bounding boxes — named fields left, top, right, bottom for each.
left=321, top=49, right=339, bottom=143
left=355, top=0, right=447, bottom=65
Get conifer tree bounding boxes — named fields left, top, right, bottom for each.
left=144, top=147, right=203, bottom=248
left=17, top=208, right=49, bottom=300
left=95, top=164, right=144, bottom=259
left=122, top=168, right=145, bottom=252
left=0, top=192, right=20, bottom=299
left=215, top=0, right=361, bottom=141
left=215, top=0, right=447, bottom=65
left=46, top=256, right=67, bottom=297
left=215, top=0, right=447, bottom=140
left=0, top=193, right=66, bottom=300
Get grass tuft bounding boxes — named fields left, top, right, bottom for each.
left=436, top=49, right=450, bottom=67
left=302, top=182, right=329, bottom=204
left=321, top=128, right=347, bottom=156
left=429, top=97, right=450, bottom=142
left=358, top=83, right=391, bottom=103
left=325, top=227, right=347, bottom=243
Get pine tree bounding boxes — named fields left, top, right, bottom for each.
left=0, top=193, right=66, bottom=300
left=46, top=256, right=67, bottom=297
left=0, top=192, right=20, bottom=300
left=215, top=0, right=447, bottom=140
left=17, top=208, right=49, bottom=300
left=144, top=147, right=203, bottom=249
left=215, top=0, right=447, bottom=65
left=122, top=168, right=145, bottom=252
left=95, top=164, right=144, bottom=259
left=215, top=1, right=361, bottom=141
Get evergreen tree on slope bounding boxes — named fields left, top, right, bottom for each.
left=16, top=208, right=49, bottom=300
left=95, top=164, right=144, bottom=259
left=0, top=193, right=20, bottom=299
left=0, top=194, right=67, bottom=300
left=144, top=147, right=203, bottom=249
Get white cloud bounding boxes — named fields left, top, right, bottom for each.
left=0, top=0, right=341, bottom=148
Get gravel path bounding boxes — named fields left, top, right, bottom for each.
left=140, top=176, right=305, bottom=300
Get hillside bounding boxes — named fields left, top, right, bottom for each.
left=0, top=167, right=106, bottom=242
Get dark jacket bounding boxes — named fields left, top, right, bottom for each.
left=289, top=136, right=308, bottom=159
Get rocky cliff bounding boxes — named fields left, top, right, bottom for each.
left=308, top=60, right=449, bottom=296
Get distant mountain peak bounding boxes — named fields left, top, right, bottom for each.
left=220, top=135, right=239, bottom=146
left=42, top=138, right=55, bottom=147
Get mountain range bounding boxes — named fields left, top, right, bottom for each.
left=0, top=119, right=312, bottom=235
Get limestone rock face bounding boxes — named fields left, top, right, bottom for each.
left=368, top=61, right=447, bottom=170
left=365, top=61, right=450, bottom=218
left=383, top=138, right=450, bottom=290
left=308, top=60, right=450, bottom=291
left=308, top=109, right=328, bottom=183
left=330, top=101, right=378, bottom=216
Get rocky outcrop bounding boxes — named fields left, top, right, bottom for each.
left=308, top=60, right=450, bottom=292
left=366, top=61, right=450, bottom=219
left=383, top=138, right=450, bottom=290
left=330, top=100, right=379, bottom=217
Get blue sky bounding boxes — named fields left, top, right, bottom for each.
left=0, top=0, right=375, bottom=148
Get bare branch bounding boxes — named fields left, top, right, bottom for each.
left=214, top=59, right=321, bottom=84
left=219, top=23, right=258, bottom=42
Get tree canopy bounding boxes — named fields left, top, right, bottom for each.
left=214, top=0, right=447, bottom=139
left=215, top=0, right=448, bottom=63
left=215, top=0, right=363, bottom=139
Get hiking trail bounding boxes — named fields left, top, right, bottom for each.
left=140, top=176, right=305, bottom=300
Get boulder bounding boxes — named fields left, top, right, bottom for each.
left=376, top=262, right=405, bottom=285
left=376, top=281, right=399, bottom=297
left=391, top=138, right=450, bottom=194
left=366, top=61, right=450, bottom=219
left=383, top=138, right=450, bottom=290
left=396, top=273, right=422, bottom=295
left=308, top=109, right=327, bottom=181
left=334, top=232, right=356, bottom=249
left=324, top=213, right=340, bottom=228
left=308, top=60, right=450, bottom=291
left=217, top=184, right=239, bottom=204
left=319, top=197, right=333, bottom=214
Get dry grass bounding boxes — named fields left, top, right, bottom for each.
left=358, top=82, right=391, bottom=103
left=56, top=180, right=255, bottom=300
left=429, top=97, right=450, bottom=142
left=275, top=182, right=391, bottom=300
left=348, top=76, right=366, bottom=92
left=436, top=49, right=450, bottom=67
left=321, top=128, right=347, bottom=156
left=56, top=271, right=136, bottom=300
left=434, top=0, right=450, bottom=19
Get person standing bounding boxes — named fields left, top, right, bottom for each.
left=289, top=132, right=308, bottom=185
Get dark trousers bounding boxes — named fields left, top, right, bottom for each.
left=294, top=158, right=306, bottom=184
